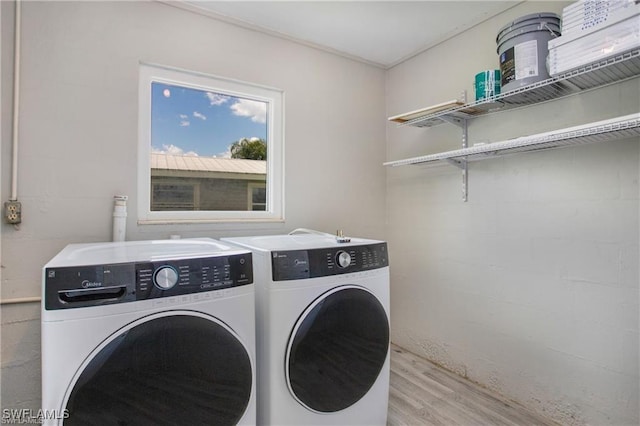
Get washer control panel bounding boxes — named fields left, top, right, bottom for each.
left=45, top=253, right=253, bottom=310
left=271, top=243, right=388, bottom=281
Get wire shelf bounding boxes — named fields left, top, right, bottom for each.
left=384, top=114, right=640, bottom=167
left=398, top=49, right=640, bottom=129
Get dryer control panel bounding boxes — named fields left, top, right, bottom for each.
left=271, top=243, right=388, bottom=281
left=44, top=253, right=253, bottom=310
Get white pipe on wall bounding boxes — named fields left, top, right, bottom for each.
left=0, top=296, right=40, bottom=305
left=10, top=0, right=21, bottom=201
left=112, top=195, right=128, bottom=242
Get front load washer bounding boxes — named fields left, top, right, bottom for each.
left=222, top=232, right=390, bottom=425
left=41, top=238, right=256, bottom=426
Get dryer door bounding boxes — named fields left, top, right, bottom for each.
left=285, top=285, right=389, bottom=413
left=62, top=311, right=252, bottom=426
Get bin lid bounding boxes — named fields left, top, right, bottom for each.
left=496, top=12, right=561, bottom=44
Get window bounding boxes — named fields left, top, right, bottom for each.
left=138, top=64, right=284, bottom=223
left=248, top=183, right=266, bottom=211
left=151, top=182, right=198, bottom=211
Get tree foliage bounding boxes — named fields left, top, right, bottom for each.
left=230, top=138, right=267, bottom=160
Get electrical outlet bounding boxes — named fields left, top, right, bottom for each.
left=4, top=201, right=22, bottom=224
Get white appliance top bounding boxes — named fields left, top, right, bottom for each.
left=222, top=234, right=384, bottom=252
left=45, top=238, right=249, bottom=267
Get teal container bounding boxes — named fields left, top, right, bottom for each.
left=475, top=70, right=501, bottom=101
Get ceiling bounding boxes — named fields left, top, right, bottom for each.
left=174, top=1, right=520, bottom=69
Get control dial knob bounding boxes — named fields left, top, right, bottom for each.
left=336, top=251, right=352, bottom=268
left=154, top=266, right=178, bottom=290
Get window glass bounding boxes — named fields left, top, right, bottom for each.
left=152, top=182, right=197, bottom=211
left=138, top=65, right=284, bottom=223
left=249, top=184, right=267, bottom=211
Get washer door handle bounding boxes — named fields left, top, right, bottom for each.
left=59, top=285, right=127, bottom=304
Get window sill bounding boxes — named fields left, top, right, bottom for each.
left=137, top=217, right=285, bottom=226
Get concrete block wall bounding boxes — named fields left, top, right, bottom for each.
left=385, top=2, right=639, bottom=425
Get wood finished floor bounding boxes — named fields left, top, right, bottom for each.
left=388, top=345, right=557, bottom=426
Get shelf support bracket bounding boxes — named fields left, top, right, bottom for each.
left=444, top=158, right=466, bottom=169
left=441, top=113, right=469, bottom=202
left=440, top=116, right=466, bottom=128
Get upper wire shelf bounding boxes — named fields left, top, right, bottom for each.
left=395, top=49, right=640, bottom=129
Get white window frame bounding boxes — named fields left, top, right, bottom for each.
left=138, top=63, right=284, bottom=224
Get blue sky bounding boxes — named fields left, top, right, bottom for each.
left=151, top=82, right=268, bottom=157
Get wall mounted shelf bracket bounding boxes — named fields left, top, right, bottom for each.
left=440, top=95, right=469, bottom=201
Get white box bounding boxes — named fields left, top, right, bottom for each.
left=559, top=0, right=639, bottom=40
left=548, top=15, right=640, bottom=75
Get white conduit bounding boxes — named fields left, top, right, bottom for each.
left=10, top=0, right=21, bottom=201
left=112, top=195, right=128, bottom=242
left=1, top=2, right=28, bottom=306
left=0, top=296, right=41, bottom=305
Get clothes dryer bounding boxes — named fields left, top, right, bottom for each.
left=222, top=231, right=390, bottom=425
left=41, top=238, right=255, bottom=426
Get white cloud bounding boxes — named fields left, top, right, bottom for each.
left=193, top=111, right=207, bottom=120
left=217, top=147, right=232, bottom=158
left=230, top=99, right=267, bottom=124
left=178, top=114, right=190, bottom=127
left=152, top=144, right=198, bottom=156
left=206, top=92, right=230, bottom=106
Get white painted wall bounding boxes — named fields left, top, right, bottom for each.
left=386, top=2, right=639, bottom=425
left=0, top=1, right=386, bottom=409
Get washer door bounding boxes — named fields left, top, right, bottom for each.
left=63, top=311, right=252, bottom=426
left=286, top=286, right=389, bottom=413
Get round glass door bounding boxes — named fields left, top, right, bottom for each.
left=286, top=286, right=389, bottom=413
left=63, top=312, right=252, bottom=426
